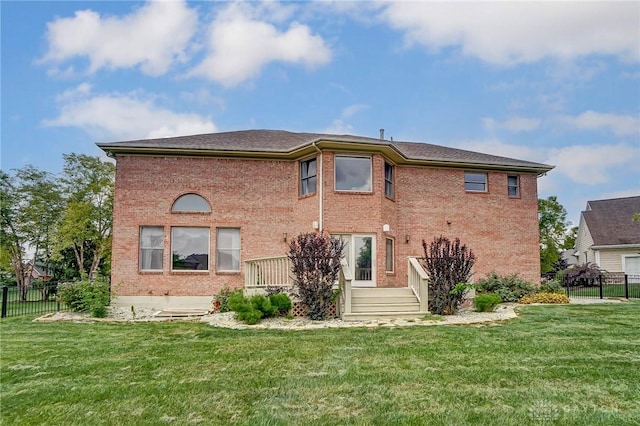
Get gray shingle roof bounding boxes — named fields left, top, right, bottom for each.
left=98, top=129, right=553, bottom=172
left=583, top=196, right=640, bottom=246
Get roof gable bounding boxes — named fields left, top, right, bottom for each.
left=97, top=129, right=553, bottom=173
left=582, top=196, right=640, bottom=246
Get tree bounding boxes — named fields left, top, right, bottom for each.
left=55, top=154, right=115, bottom=279
left=421, top=236, right=476, bottom=315
left=0, top=167, right=63, bottom=300
left=288, top=232, right=345, bottom=320
left=539, top=196, right=572, bottom=274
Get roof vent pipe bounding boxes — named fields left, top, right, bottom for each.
left=379, top=128, right=385, bottom=140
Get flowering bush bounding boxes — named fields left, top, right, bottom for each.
left=519, top=292, right=570, bottom=304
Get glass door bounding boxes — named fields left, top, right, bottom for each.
left=335, top=234, right=376, bottom=287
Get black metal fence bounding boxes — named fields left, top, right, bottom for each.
left=1, top=281, right=65, bottom=318
left=564, top=274, right=640, bottom=299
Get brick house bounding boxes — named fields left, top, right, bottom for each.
left=99, top=130, right=552, bottom=318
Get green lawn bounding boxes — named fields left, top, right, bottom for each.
left=1, top=287, right=61, bottom=318
left=2, top=303, right=639, bottom=425
left=567, top=283, right=640, bottom=299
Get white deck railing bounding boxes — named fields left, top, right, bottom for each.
left=244, top=256, right=292, bottom=292
left=408, top=257, right=429, bottom=312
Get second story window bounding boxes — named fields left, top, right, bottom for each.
left=508, top=175, right=520, bottom=197
left=384, top=162, right=394, bottom=199
left=172, top=193, right=211, bottom=213
left=335, top=156, right=372, bottom=192
left=300, top=158, right=317, bottom=196
left=464, top=172, right=487, bottom=192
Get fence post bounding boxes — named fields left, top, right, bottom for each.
left=1, top=286, right=8, bottom=318
left=598, top=275, right=603, bottom=299
left=624, top=275, right=629, bottom=299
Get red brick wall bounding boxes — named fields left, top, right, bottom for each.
left=111, top=152, right=541, bottom=298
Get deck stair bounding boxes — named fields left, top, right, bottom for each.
left=343, top=287, right=429, bottom=321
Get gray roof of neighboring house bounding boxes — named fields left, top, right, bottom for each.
left=583, top=196, right=640, bottom=246
left=97, top=129, right=553, bottom=172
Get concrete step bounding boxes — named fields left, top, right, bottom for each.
left=351, top=287, right=415, bottom=297
left=352, top=295, right=418, bottom=304
left=351, top=303, right=420, bottom=313
left=342, top=311, right=430, bottom=321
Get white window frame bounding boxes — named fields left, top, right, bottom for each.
left=334, top=155, right=373, bottom=192
left=507, top=175, right=520, bottom=198
left=216, top=228, right=241, bottom=272
left=385, top=237, right=394, bottom=273
left=139, top=226, right=164, bottom=271
left=299, top=157, right=317, bottom=196
left=384, top=162, right=395, bottom=199
left=464, top=172, right=488, bottom=192
left=172, top=193, right=211, bottom=213
left=622, top=255, right=640, bottom=275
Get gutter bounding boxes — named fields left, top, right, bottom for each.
left=591, top=244, right=640, bottom=250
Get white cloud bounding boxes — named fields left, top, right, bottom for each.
left=41, top=0, right=198, bottom=76
left=448, top=139, right=639, bottom=187
left=560, top=111, right=640, bottom=136
left=546, top=143, right=638, bottom=185
left=483, top=117, right=541, bottom=133
left=43, top=84, right=216, bottom=141
left=323, top=103, right=370, bottom=134
left=379, top=2, right=639, bottom=65
left=187, top=3, right=331, bottom=87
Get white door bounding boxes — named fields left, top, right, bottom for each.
left=336, top=234, right=376, bottom=287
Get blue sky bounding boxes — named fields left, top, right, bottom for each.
left=2, top=0, right=639, bottom=224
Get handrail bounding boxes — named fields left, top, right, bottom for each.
left=244, top=256, right=291, bottom=289
left=338, top=258, right=353, bottom=316
left=408, top=256, right=429, bottom=312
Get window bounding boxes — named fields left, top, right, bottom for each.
left=623, top=256, right=640, bottom=275
left=385, top=238, right=394, bottom=273
left=217, top=228, right=241, bottom=271
left=140, top=226, right=163, bottom=271
left=335, top=156, right=372, bottom=192
left=171, top=227, right=209, bottom=270
left=508, top=175, right=520, bottom=197
left=464, top=172, right=487, bottom=192
left=384, top=162, right=394, bottom=199
left=172, top=193, right=211, bottom=213
left=300, top=158, right=317, bottom=196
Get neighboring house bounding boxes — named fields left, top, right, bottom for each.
left=98, top=129, right=553, bottom=315
left=574, top=196, right=640, bottom=274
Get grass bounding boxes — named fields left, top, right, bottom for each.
left=1, top=287, right=61, bottom=318
left=2, top=303, right=640, bottom=425
left=566, top=283, right=640, bottom=299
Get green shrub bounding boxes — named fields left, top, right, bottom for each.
left=539, top=279, right=564, bottom=294
left=213, top=285, right=238, bottom=312
left=91, top=305, right=108, bottom=318
left=228, top=292, right=251, bottom=313
left=250, top=295, right=277, bottom=318
left=227, top=292, right=291, bottom=324
left=474, top=293, right=502, bottom=312
left=237, top=309, right=263, bottom=325
left=269, top=293, right=292, bottom=316
left=519, top=292, right=570, bottom=304
left=58, top=277, right=110, bottom=316
left=474, top=272, right=535, bottom=302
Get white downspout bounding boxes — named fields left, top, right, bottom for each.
left=312, top=142, right=323, bottom=232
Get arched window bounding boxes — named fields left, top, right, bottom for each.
left=171, top=193, right=211, bottom=213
